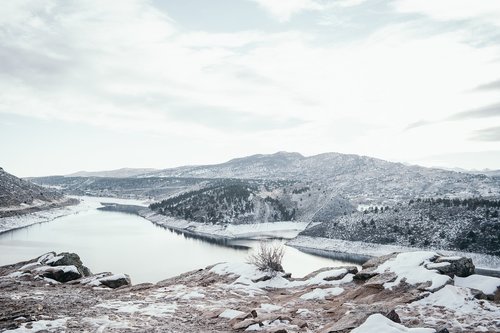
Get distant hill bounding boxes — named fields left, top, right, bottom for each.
left=0, top=167, right=75, bottom=218
left=143, top=151, right=500, bottom=201
left=67, top=168, right=158, bottom=178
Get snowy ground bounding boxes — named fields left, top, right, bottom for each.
left=0, top=196, right=149, bottom=235
left=140, top=210, right=309, bottom=240
left=1, top=251, right=499, bottom=332
left=288, top=235, right=500, bottom=270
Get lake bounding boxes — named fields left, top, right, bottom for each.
left=0, top=203, right=356, bottom=284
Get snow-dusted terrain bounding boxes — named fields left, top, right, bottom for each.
left=1, top=250, right=498, bottom=332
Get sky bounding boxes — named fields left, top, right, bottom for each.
left=0, top=0, right=499, bottom=177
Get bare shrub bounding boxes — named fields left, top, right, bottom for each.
left=247, top=241, right=285, bottom=275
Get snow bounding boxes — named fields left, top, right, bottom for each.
left=425, top=262, right=449, bottom=269
left=98, top=273, right=128, bottom=282
left=404, top=284, right=500, bottom=331
left=415, top=285, right=478, bottom=312
left=375, top=252, right=451, bottom=291
left=180, top=291, right=205, bottom=300
left=34, top=265, right=79, bottom=275
left=288, top=236, right=500, bottom=270
left=454, top=274, right=500, bottom=295
left=219, top=309, right=245, bottom=319
left=300, top=287, right=344, bottom=300
left=3, top=318, right=68, bottom=332
left=259, top=303, right=282, bottom=313
left=96, top=300, right=177, bottom=317
left=45, top=255, right=64, bottom=265
left=351, top=314, right=435, bottom=333
left=82, top=316, right=131, bottom=331
left=210, top=262, right=354, bottom=296
left=141, top=211, right=309, bottom=240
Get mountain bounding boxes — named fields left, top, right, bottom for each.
left=142, top=151, right=500, bottom=202
left=0, top=167, right=75, bottom=218
left=66, top=168, right=158, bottom=178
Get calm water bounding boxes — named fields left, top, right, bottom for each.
left=0, top=208, right=355, bottom=283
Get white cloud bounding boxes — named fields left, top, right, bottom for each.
left=248, top=0, right=324, bottom=21
left=1, top=0, right=499, bottom=173
left=393, top=0, right=500, bottom=27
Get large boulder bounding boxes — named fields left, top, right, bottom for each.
left=98, top=274, right=131, bottom=289
left=45, top=252, right=92, bottom=277
left=35, top=265, right=82, bottom=283
left=429, top=256, right=475, bottom=278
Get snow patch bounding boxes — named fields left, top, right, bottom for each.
left=300, top=287, right=344, bottom=300
left=375, top=252, right=451, bottom=290
left=3, top=318, right=68, bottom=332
left=219, top=309, right=245, bottom=319
left=351, top=314, right=435, bottom=333
left=454, top=274, right=500, bottom=295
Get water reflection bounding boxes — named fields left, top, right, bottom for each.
left=0, top=209, right=357, bottom=283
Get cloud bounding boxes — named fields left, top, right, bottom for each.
left=1, top=0, right=500, bottom=171
left=471, top=126, right=500, bottom=141
left=447, top=102, right=500, bottom=120
left=393, top=0, right=500, bottom=27
left=247, top=0, right=324, bottom=22
left=246, top=0, right=369, bottom=22
left=474, top=79, right=500, bottom=91
left=404, top=120, right=432, bottom=131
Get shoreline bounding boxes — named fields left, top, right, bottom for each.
left=288, top=235, right=500, bottom=271
left=138, top=209, right=310, bottom=241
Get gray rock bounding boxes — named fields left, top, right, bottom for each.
left=35, top=266, right=82, bottom=283
left=384, top=309, right=401, bottom=323
left=98, top=274, right=131, bottom=288
left=46, top=252, right=92, bottom=277
left=433, top=256, right=475, bottom=277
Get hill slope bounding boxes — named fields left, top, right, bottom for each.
left=0, top=167, right=74, bottom=218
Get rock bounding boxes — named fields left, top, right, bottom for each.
left=46, top=252, right=92, bottom=277
left=364, top=272, right=397, bottom=289
left=432, top=256, right=475, bottom=277
left=291, top=318, right=308, bottom=328
left=232, top=318, right=259, bottom=330
left=35, top=266, right=82, bottom=283
left=302, top=266, right=358, bottom=282
left=354, top=268, right=378, bottom=281
left=98, top=274, right=131, bottom=288
left=384, top=309, right=401, bottom=323
left=252, top=275, right=272, bottom=283
left=362, top=253, right=398, bottom=269
left=436, top=329, right=449, bottom=333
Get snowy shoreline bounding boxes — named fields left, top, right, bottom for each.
left=0, top=196, right=149, bottom=235
left=138, top=210, right=310, bottom=241
left=288, top=235, right=500, bottom=270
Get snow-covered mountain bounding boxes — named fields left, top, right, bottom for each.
left=143, top=151, right=500, bottom=201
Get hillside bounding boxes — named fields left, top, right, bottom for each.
left=0, top=168, right=75, bottom=218
left=149, top=179, right=355, bottom=224
left=32, top=152, right=500, bottom=206
left=300, top=198, right=500, bottom=256
left=144, top=152, right=500, bottom=202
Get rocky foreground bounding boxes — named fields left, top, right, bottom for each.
left=0, top=252, right=499, bottom=332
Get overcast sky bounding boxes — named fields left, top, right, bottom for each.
left=1, top=0, right=499, bottom=176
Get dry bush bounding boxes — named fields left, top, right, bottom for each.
left=247, top=241, right=285, bottom=275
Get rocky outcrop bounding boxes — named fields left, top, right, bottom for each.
left=0, top=251, right=498, bottom=332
